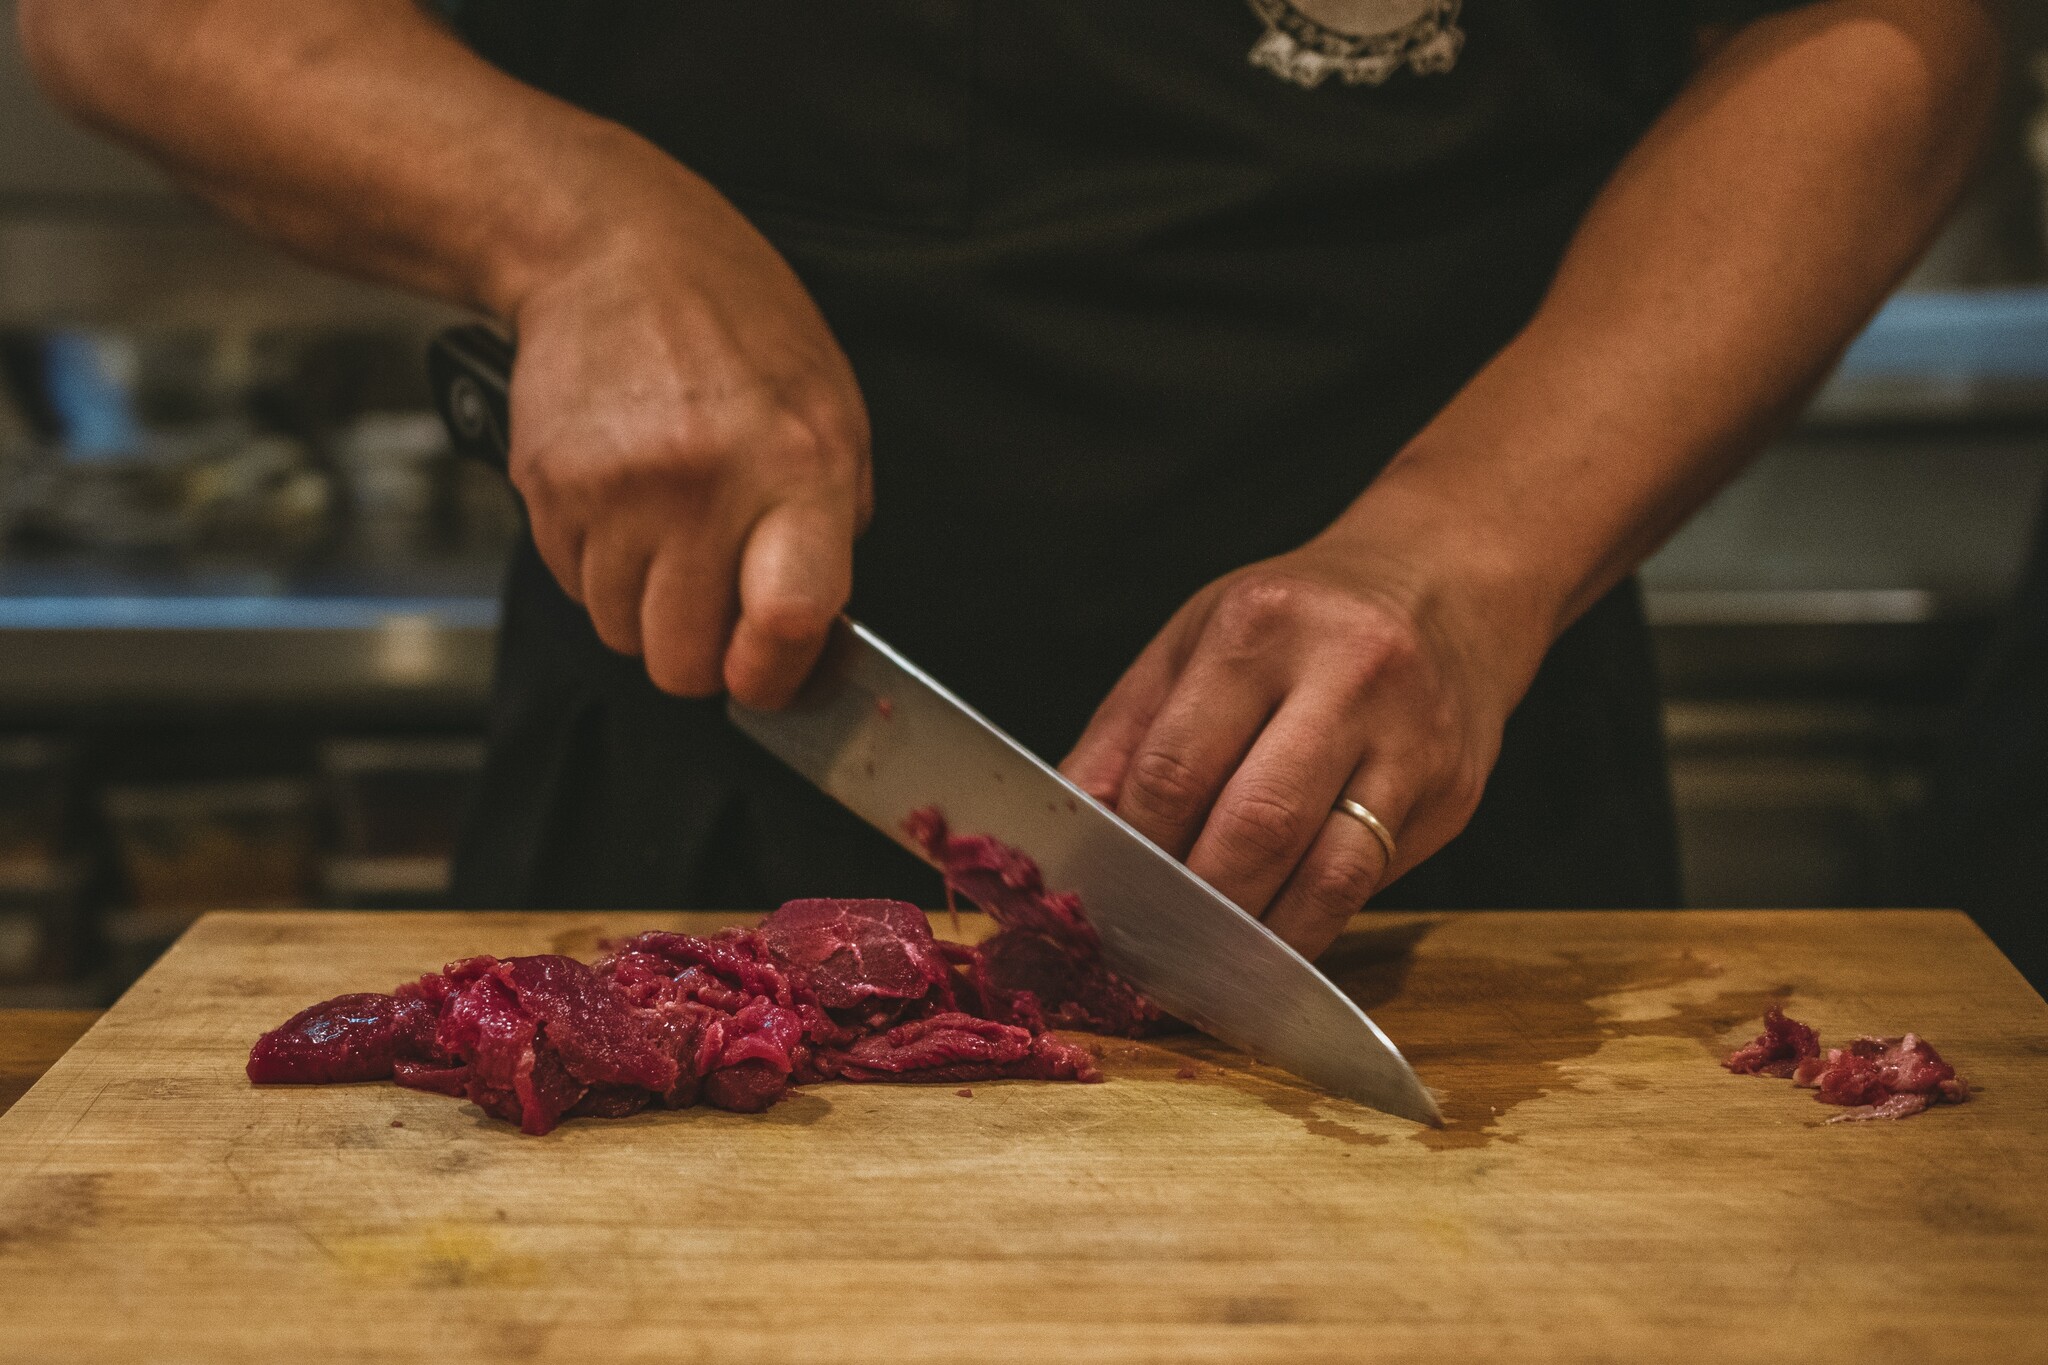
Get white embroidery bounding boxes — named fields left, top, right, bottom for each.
left=1247, top=0, right=1464, bottom=89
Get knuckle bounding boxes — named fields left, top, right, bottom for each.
left=772, top=411, right=867, bottom=496
left=1124, top=748, right=1209, bottom=823
left=526, top=430, right=725, bottom=510
left=729, top=666, right=801, bottom=712
left=657, top=424, right=724, bottom=476
left=630, top=428, right=722, bottom=491
left=1305, top=851, right=1382, bottom=918
left=1210, top=785, right=1307, bottom=866
left=749, top=594, right=837, bottom=646
left=1327, top=617, right=1424, bottom=701
left=508, top=441, right=565, bottom=507
left=1446, top=761, right=1487, bottom=822
left=1214, top=576, right=1303, bottom=648
left=769, top=411, right=827, bottom=465
left=644, top=646, right=721, bottom=699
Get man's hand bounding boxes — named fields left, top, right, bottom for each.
left=509, top=169, right=870, bottom=708
left=1063, top=530, right=1535, bottom=962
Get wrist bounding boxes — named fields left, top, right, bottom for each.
left=1311, top=465, right=1572, bottom=707
left=474, top=121, right=688, bottom=322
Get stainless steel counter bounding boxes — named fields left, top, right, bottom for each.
left=0, top=591, right=496, bottom=711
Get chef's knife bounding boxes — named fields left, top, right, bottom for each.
left=427, top=322, right=1442, bottom=1127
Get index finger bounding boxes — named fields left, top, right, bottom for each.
left=1058, top=628, right=1182, bottom=807
left=722, top=498, right=853, bottom=709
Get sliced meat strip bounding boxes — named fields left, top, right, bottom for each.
left=246, top=993, right=438, bottom=1085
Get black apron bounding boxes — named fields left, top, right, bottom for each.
left=1912, top=492, right=2048, bottom=991
left=447, top=1, right=1731, bottom=912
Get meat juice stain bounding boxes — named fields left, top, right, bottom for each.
left=1230, top=918, right=1800, bottom=1152
left=1222, top=1069, right=1392, bottom=1148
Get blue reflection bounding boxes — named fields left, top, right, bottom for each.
left=42, top=330, right=142, bottom=461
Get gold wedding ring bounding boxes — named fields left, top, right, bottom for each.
left=1334, top=797, right=1397, bottom=863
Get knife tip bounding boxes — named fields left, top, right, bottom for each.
left=1391, top=1081, right=1446, bottom=1129
left=1339, top=1075, right=1443, bottom=1128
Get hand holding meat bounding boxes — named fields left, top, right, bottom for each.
left=507, top=165, right=872, bottom=708
left=1062, top=526, right=1541, bottom=962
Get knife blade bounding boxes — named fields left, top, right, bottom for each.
left=729, top=620, right=1443, bottom=1126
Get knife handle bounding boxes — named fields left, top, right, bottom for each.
left=427, top=323, right=514, bottom=473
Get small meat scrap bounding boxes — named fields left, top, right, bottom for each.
left=1797, top=1034, right=1970, bottom=1123
left=1724, top=1007, right=1968, bottom=1122
left=904, top=806, right=1168, bottom=1037
left=1722, top=1004, right=1820, bottom=1078
left=249, top=898, right=1101, bottom=1136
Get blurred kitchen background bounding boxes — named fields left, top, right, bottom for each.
left=1, top=7, right=2045, bottom=1004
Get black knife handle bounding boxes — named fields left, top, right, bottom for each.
left=427, top=323, right=514, bottom=473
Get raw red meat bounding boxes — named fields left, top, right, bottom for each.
left=1721, top=1004, right=1820, bottom=1078
left=246, top=992, right=438, bottom=1085
left=423, top=964, right=587, bottom=1134
left=249, top=897, right=1102, bottom=1135
left=904, top=806, right=1167, bottom=1037
left=1795, top=1034, right=1970, bottom=1122
left=1724, top=1008, right=1969, bottom=1122
left=810, top=1011, right=1100, bottom=1083
left=497, top=954, right=680, bottom=1091
left=756, top=898, right=954, bottom=1016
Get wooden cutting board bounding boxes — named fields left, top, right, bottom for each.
left=2, top=909, right=2045, bottom=1364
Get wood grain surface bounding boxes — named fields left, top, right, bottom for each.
left=0, top=1010, right=98, bottom=1117
left=1, top=909, right=2044, bottom=1364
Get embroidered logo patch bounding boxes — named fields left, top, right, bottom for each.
left=1247, top=0, right=1463, bottom=89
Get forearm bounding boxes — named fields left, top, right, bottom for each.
left=1327, top=0, right=2001, bottom=686
left=17, top=0, right=669, bottom=317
